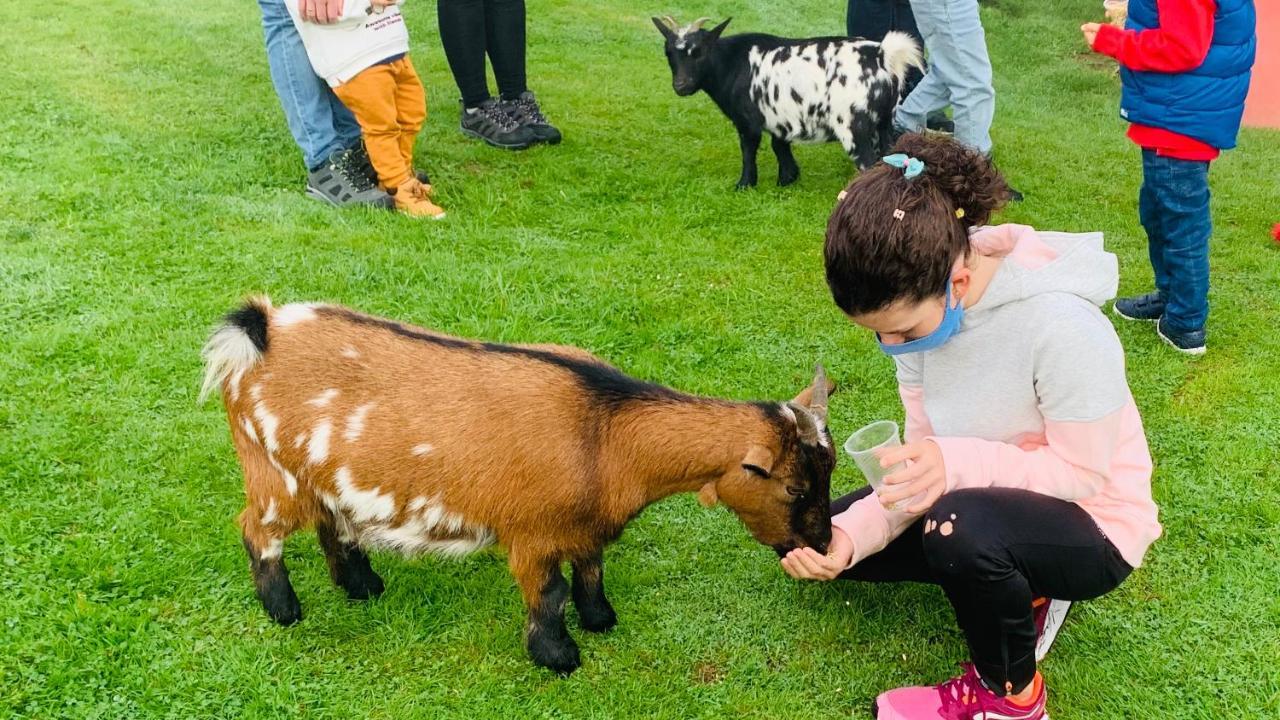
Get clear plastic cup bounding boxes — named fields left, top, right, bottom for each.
left=844, top=420, right=908, bottom=510
left=1103, top=0, right=1128, bottom=27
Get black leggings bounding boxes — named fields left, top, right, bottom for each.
left=437, top=0, right=527, bottom=108
left=833, top=486, right=1132, bottom=694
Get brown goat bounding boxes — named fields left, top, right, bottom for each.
left=200, top=298, right=835, bottom=673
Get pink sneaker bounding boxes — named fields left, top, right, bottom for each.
left=1032, top=597, right=1072, bottom=662
left=873, top=664, right=1048, bottom=720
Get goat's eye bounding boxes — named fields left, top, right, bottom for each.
left=785, top=486, right=806, bottom=498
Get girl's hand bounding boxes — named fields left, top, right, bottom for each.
left=1081, top=22, right=1102, bottom=48
left=780, top=527, right=854, bottom=581
left=878, top=440, right=947, bottom=514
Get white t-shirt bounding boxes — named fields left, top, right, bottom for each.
left=285, top=0, right=411, bottom=87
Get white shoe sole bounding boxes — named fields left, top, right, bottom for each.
left=1156, top=325, right=1206, bottom=356
left=1035, top=599, right=1072, bottom=662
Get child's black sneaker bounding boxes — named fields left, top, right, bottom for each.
left=460, top=98, right=538, bottom=150
left=306, top=147, right=394, bottom=209
left=501, top=91, right=562, bottom=145
left=1113, top=291, right=1166, bottom=322
left=1157, top=316, right=1206, bottom=356
left=351, top=142, right=431, bottom=187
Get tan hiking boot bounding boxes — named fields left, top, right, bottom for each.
left=392, top=178, right=446, bottom=220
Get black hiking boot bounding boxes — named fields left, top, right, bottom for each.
left=305, top=147, right=394, bottom=209
left=501, top=91, right=561, bottom=145
left=460, top=98, right=538, bottom=150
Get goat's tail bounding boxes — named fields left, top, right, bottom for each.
left=879, top=31, right=924, bottom=86
left=199, top=296, right=272, bottom=403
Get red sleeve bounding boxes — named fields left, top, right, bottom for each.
left=1092, top=0, right=1217, bottom=72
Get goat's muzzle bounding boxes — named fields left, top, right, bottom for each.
left=673, top=82, right=698, bottom=96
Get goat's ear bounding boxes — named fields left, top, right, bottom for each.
left=708, top=17, right=732, bottom=39
left=651, top=16, right=676, bottom=41
left=788, top=403, right=825, bottom=447
left=741, top=444, right=774, bottom=478
left=698, top=481, right=719, bottom=507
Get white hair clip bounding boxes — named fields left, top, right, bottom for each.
left=893, top=208, right=906, bottom=221
left=837, top=190, right=848, bottom=201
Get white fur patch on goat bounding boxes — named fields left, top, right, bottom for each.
left=408, top=496, right=429, bottom=512
left=268, top=453, right=298, bottom=495
left=240, top=416, right=258, bottom=445
left=306, top=388, right=339, bottom=408
left=258, top=538, right=283, bottom=560
left=249, top=383, right=262, bottom=402
left=411, top=443, right=434, bottom=457
left=307, top=419, right=332, bottom=465
left=253, top=401, right=280, bottom=453
left=273, top=303, right=317, bottom=327
left=341, top=346, right=361, bottom=360
left=334, top=466, right=395, bottom=523
left=198, top=324, right=262, bottom=403
left=261, top=498, right=279, bottom=525
left=343, top=403, right=376, bottom=442
left=293, top=432, right=307, bottom=449
left=358, top=496, right=494, bottom=556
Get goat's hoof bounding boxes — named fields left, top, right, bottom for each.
left=578, top=604, right=617, bottom=633
left=530, top=638, right=581, bottom=675
left=265, top=595, right=302, bottom=626
left=777, top=171, right=799, bottom=187
left=342, top=570, right=385, bottom=600
left=734, top=181, right=757, bottom=191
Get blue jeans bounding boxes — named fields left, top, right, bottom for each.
left=1139, top=150, right=1212, bottom=333
left=894, top=0, right=994, bottom=154
left=258, top=0, right=363, bottom=170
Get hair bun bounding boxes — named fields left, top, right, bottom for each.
left=891, top=133, right=1011, bottom=227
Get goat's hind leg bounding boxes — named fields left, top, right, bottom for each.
left=317, top=513, right=384, bottom=600
left=511, top=548, right=580, bottom=674
left=771, top=135, right=800, bottom=187
left=571, top=550, right=617, bottom=633
left=240, top=505, right=302, bottom=626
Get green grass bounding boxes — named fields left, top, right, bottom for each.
left=2, top=0, right=1278, bottom=717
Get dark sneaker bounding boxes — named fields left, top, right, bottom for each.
left=460, top=98, right=538, bottom=150
left=351, top=142, right=430, bottom=187
left=306, top=148, right=394, bottom=209
left=1113, top=291, right=1165, bottom=322
left=501, top=91, right=562, bottom=145
left=1033, top=597, right=1072, bottom=662
left=1157, top=316, right=1206, bottom=355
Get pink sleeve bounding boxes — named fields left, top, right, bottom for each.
left=831, top=494, right=919, bottom=568
left=928, top=405, right=1130, bottom=501
left=899, top=384, right=934, bottom=444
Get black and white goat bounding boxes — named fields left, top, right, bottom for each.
left=653, top=16, right=923, bottom=189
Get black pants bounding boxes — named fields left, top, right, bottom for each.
left=437, top=0, right=527, bottom=108
left=846, top=0, right=925, bottom=99
left=833, top=486, right=1132, bottom=693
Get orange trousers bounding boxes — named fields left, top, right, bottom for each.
left=333, top=56, right=426, bottom=190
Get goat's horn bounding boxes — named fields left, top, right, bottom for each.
left=690, top=16, right=712, bottom=30
left=790, top=403, right=823, bottom=447
left=659, top=15, right=678, bottom=31
left=810, top=364, right=829, bottom=424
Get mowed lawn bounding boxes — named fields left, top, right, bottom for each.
left=2, top=0, right=1278, bottom=717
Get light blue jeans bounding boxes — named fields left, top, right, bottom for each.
left=894, top=0, right=994, bottom=154
left=258, top=0, right=363, bottom=170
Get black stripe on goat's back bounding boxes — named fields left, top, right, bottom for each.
left=226, top=300, right=270, bottom=353
left=316, top=306, right=687, bottom=407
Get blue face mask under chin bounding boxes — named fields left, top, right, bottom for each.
left=877, top=285, right=966, bottom=356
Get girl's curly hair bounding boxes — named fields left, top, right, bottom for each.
left=824, top=133, right=1012, bottom=316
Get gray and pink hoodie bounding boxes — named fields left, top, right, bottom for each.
left=833, top=224, right=1161, bottom=569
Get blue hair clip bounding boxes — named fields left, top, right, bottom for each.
left=882, top=153, right=925, bottom=179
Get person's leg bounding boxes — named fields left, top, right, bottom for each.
left=893, top=0, right=953, bottom=133
left=904, top=0, right=994, bottom=153
left=1139, top=150, right=1172, bottom=299
left=921, top=488, right=1132, bottom=695
left=437, top=0, right=492, bottom=108
left=333, top=66, right=413, bottom=190
left=257, top=0, right=358, bottom=170
left=847, top=0, right=894, bottom=39
left=393, top=58, right=428, bottom=173
left=1149, top=156, right=1212, bottom=334
left=484, top=0, right=528, bottom=101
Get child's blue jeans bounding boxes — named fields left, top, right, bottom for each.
left=258, top=0, right=363, bottom=171
left=1139, top=149, right=1212, bottom=333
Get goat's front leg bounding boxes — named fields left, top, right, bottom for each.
left=735, top=126, right=761, bottom=190
left=771, top=135, right=800, bottom=187
left=511, top=548, right=580, bottom=674
left=571, top=551, right=617, bottom=633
